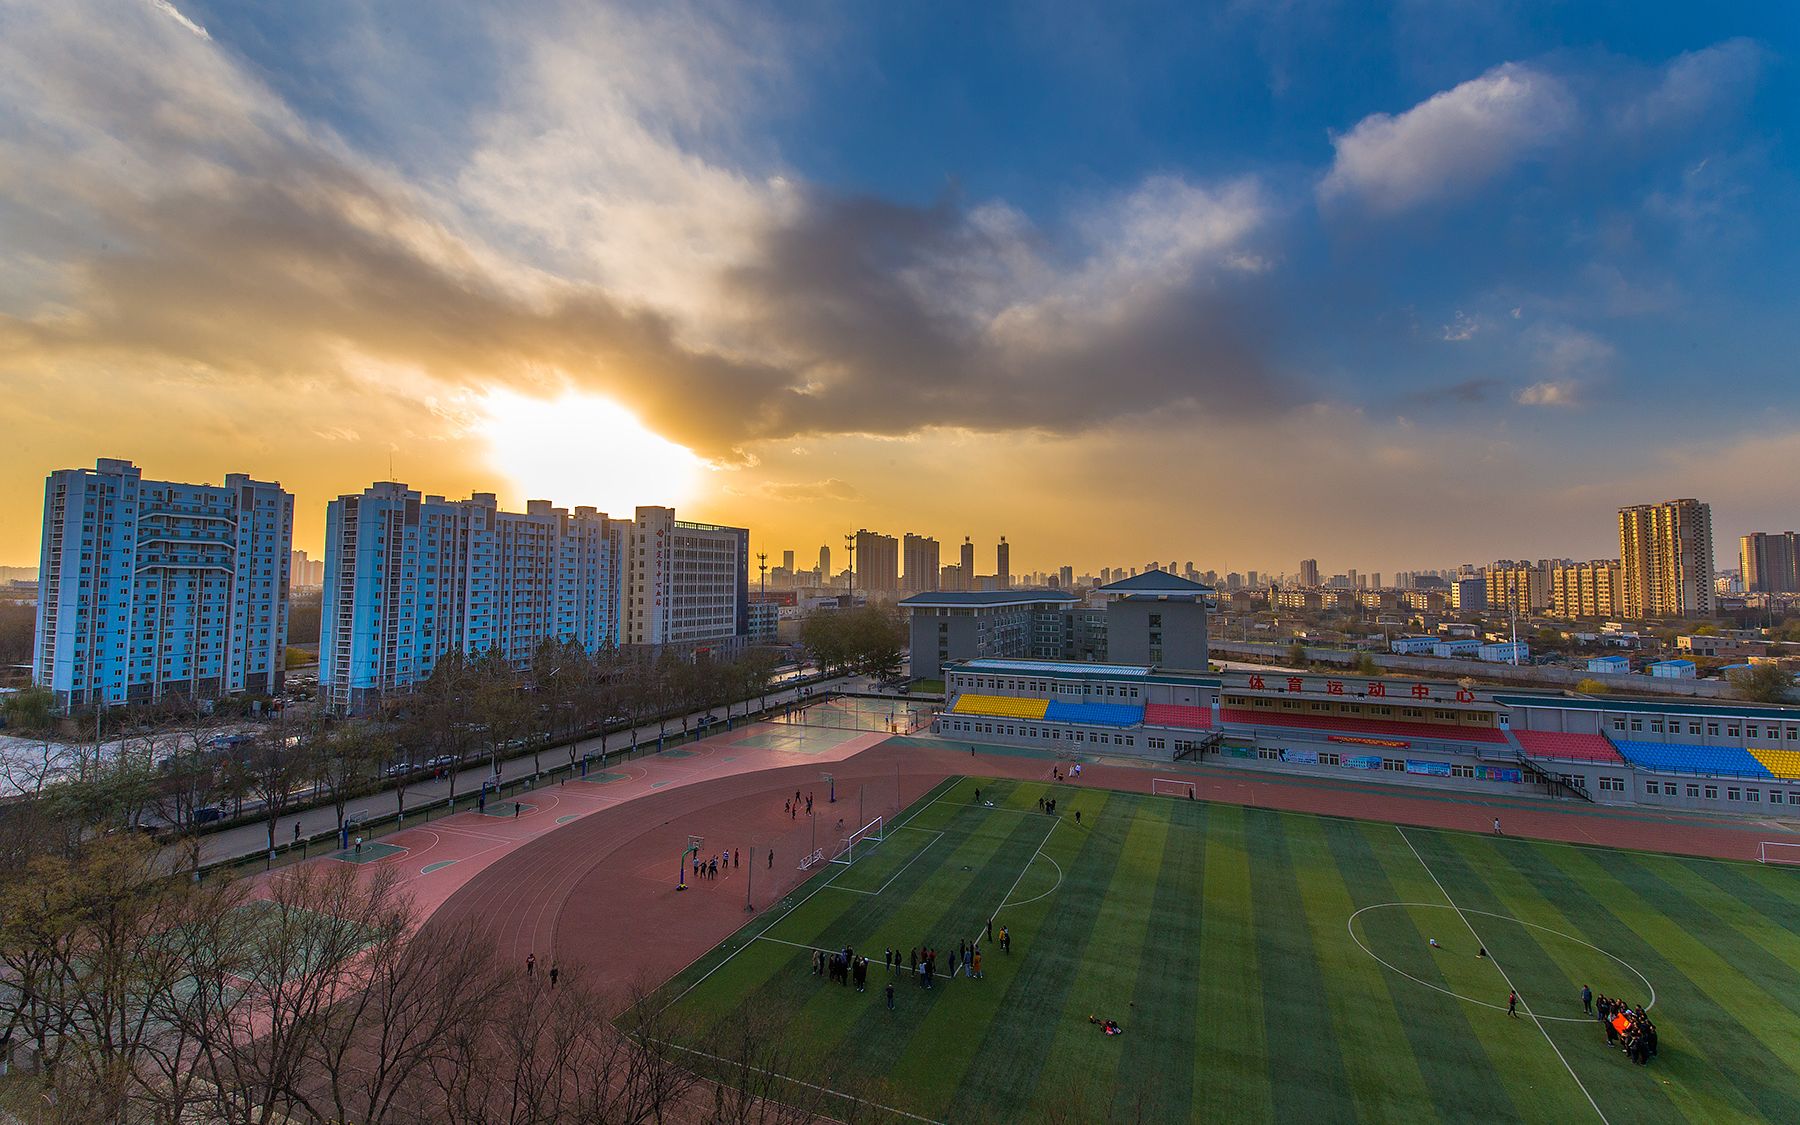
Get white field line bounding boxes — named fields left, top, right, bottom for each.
left=968, top=818, right=1059, bottom=962
left=823, top=830, right=945, bottom=897
left=1000, top=851, right=1063, bottom=911
left=647, top=1037, right=949, bottom=1125
left=1396, top=826, right=1608, bottom=1125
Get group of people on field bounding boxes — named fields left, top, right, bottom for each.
left=810, top=922, right=1012, bottom=1007
left=784, top=790, right=815, bottom=820
left=815, top=947, right=869, bottom=991
left=1584, top=986, right=1657, bottom=1065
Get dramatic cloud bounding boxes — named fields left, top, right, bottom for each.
left=1320, top=62, right=1574, bottom=212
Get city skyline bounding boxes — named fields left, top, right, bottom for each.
left=2, top=4, right=1797, bottom=575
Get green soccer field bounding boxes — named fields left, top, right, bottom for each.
left=650, top=776, right=1800, bottom=1123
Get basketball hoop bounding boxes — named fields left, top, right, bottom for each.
left=678, top=835, right=704, bottom=891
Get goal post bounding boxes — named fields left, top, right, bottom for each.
left=1758, top=841, right=1800, bottom=866
left=831, top=817, right=885, bottom=865
left=1151, top=777, right=1199, bottom=801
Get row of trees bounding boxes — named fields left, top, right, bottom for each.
left=0, top=825, right=879, bottom=1124
left=797, top=606, right=905, bottom=679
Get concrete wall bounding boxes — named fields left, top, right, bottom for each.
left=1107, top=598, right=1208, bottom=668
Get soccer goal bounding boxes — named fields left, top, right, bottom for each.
left=1757, top=841, right=1800, bottom=866
left=1151, top=777, right=1199, bottom=801
left=798, top=848, right=826, bottom=871
left=831, top=817, right=885, bottom=865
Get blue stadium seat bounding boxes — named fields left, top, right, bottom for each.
left=1044, top=701, right=1145, bottom=727
left=1612, top=740, right=1774, bottom=780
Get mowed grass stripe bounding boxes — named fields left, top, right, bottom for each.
left=948, top=793, right=1129, bottom=1122
left=1112, top=796, right=1208, bottom=1121
left=1654, top=857, right=1800, bottom=976
left=1458, top=834, right=1783, bottom=1122
left=1361, top=826, right=1572, bottom=1123
left=1243, top=808, right=1355, bottom=1120
left=1193, top=802, right=1272, bottom=1121
left=1036, top=802, right=1169, bottom=1121
left=1297, top=817, right=1480, bottom=1121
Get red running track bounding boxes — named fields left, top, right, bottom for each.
left=424, top=738, right=1794, bottom=1013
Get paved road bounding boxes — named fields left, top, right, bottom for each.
left=195, top=671, right=879, bottom=866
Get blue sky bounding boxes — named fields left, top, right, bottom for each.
left=0, top=1, right=1796, bottom=573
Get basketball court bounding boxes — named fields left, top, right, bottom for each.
left=767, top=694, right=935, bottom=735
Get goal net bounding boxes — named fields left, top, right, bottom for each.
left=831, top=817, right=885, bottom=865
left=1151, top=777, right=1199, bottom=801
left=1758, top=841, right=1800, bottom=866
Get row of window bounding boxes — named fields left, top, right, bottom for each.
left=1611, top=716, right=1800, bottom=741
left=1644, top=779, right=1788, bottom=804
left=952, top=675, right=1142, bottom=698
left=940, top=719, right=1136, bottom=747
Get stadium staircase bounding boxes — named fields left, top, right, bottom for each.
left=1173, top=730, right=1224, bottom=762
left=1503, top=727, right=1595, bottom=802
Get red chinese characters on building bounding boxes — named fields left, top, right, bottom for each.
left=1286, top=677, right=1303, bottom=692
left=1247, top=674, right=1265, bottom=690
left=1326, top=680, right=1344, bottom=695
left=1411, top=684, right=1430, bottom=699
left=1367, top=682, right=1386, bottom=697
left=1455, top=689, right=1475, bottom=703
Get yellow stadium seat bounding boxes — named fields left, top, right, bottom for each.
left=951, top=694, right=1050, bottom=720
left=1749, top=748, right=1800, bottom=780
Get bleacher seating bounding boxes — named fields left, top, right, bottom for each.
left=1513, top=731, right=1624, bottom=765
left=951, top=694, right=1049, bottom=721
left=1044, top=701, right=1145, bottom=727
left=1613, top=740, right=1774, bottom=780
left=1748, top=748, right=1800, bottom=781
left=1144, top=703, right=1212, bottom=730
left=1219, top=708, right=1508, bottom=744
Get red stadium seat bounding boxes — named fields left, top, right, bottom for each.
left=1144, top=703, right=1212, bottom=730
left=1512, top=730, right=1625, bottom=765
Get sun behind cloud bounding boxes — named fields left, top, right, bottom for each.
left=480, top=388, right=707, bottom=516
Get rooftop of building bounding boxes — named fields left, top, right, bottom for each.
left=897, top=589, right=1079, bottom=608
left=1095, top=571, right=1217, bottom=598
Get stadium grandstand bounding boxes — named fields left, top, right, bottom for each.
left=934, top=659, right=1800, bottom=813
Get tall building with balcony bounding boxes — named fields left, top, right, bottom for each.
left=902, top=533, right=940, bottom=593
left=1550, top=560, right=1624, bottom=619
left=854, top=529, right=900, bottom=593
left=35, top=458, right=293, bottom=710
left=321, top=484, right=621, bottom=713
left=626, top=506, right=749, bottom=652
left=1619, top=500, right=1715, bottom=619
left=1485, top=560, right=1552, bottom=616
left=1739, top=532, right=1799, bottom=593
left=1299, top=558, right=1320, bottom=587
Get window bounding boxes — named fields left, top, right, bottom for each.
left=1689, top=723, right=1702, bottom=736
left=1727, top=725, right=1741, bottom=738
left=1452, top=764, right=1475, bottom=778
left=1727, top=787, right=1740, bottom=801
left=1707, top=723, right=1719, bottom=736
left=1321, top=753, right=1341, bottom=766
left=1746, top=789, right=1760, bottom=803
left=1686, top=784, right=1700, bottom=798
left=1704, top=785, right=1718, bottom=800
left=1663, top=782, right=1677, bottom=796
left=1650, top=721, right=1664, bottom=734
left=1598, top=777, right=1625, bottom=793
left=1383, top=758, right=1404, bottom=772
left=1612, top=719, right=1626, bottom=732
left=1258, top=748, right=1280, bottom=760
left=1772, top=790, right=1785, bottom=805
left=1746, top=725, right=1759, bottom=739
left=1629, top=718, right=1642, bottom=731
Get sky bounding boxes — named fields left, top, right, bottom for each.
left=1, top=1, right=1796, bottom=577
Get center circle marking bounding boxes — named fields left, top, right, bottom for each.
left=1346, top=902, right=1656, bottom=1022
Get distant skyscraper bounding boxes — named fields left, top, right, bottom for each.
left=819, top=544, right=831, bottom=583
left=902, top=533, right=940, bottom=593
left=35, top=458, right=293, bottom=710
left=1246, top=570, right=1258, bottom=588
left=997, top=537, right=1011, bottom=589
left=959, top=537, right=975, bottom=591
left=1739, top=532, right=1799, bottom=593
left=1550, top=560, right=1623, bottom=618
left=289, top=548, right=325, bottom=589
left=1619, top=500, right=1715, bottom=618
left=855, top=529, right=900, bottom=593
left=1485, top=560, right=1550, bottom=615
left=782, top=549, right=795, bottom=573
left=1299, top=559, right=1320, bottom=587
left=1059, top=565, right=1074, bottom=588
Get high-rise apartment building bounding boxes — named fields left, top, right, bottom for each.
left=1450, top=577, right=1487, bottom=612
left=902, top=533, right=940, bottom=593
left=1619, top=500, right=1715, bottom=618
left=289, top=549, right=326, bottom=590
left=321, top=484, right=622, bottom=713
left=854, top=529, right=900, bottom=593
left=1739, top=532, right=1800, bottom=593
left=782, top=549, right=795, bottom=574
left=1299, top=558, right=1320, bottom=587
left=959, top=537, right=975, bottom=592
left=1550, top=560, right=1624, bottom=619
left=997, top=537, right=1011, bottom=589
left=1485, top=560, right=1551, bottom=615
left=627, top=506, right=749, bottom=649
left=35, top=458, right=293, bottom=710
left=1060, top=565, right=1074, bottom=588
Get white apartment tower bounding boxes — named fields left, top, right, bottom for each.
left=35, top=458, right=293, bottom=710
left=625, top=506, right=749, bottom=651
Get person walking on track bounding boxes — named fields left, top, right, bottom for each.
left=1507, top=989, right=1519, bottom=1018
left=526, top=952, right=536, bottom=979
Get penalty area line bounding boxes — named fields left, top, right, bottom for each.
left=1395, top=826, right=1609, bottom=1125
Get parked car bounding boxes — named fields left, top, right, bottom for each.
left=384, top=761, right=416, bottom=778
left=193, top=805, right=224, bottom=825
left=426, top=754, right=457, bottom=769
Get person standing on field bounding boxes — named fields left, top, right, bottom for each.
left=1507, top=990, right=1519, bottom=1018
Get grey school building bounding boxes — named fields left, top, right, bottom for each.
left=898, top=571, right=1212, bottom=680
